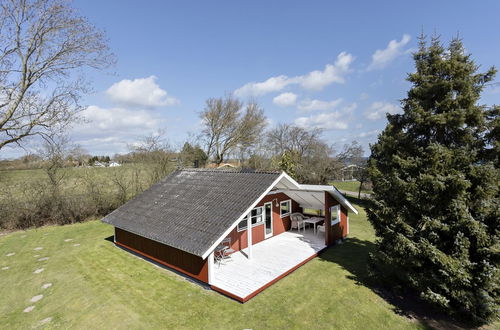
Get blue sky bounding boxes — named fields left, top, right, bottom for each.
left=4, top=0, right=500, bottom=158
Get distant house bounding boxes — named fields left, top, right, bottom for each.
left=102, top=169, right=357, bottom=302
left=109, top=162, right=121, bottom=167
left=94, top=161, right=106, bottom=167
left=340, top=164, right=365, bottom=181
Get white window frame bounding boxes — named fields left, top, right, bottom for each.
left=237, top=206, right=265, bottom=232
left=280, top=199, right=292, bottom=218
left=330, top=205, right=341, bottom=225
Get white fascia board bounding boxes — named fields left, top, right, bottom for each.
left=289, top=183, right=360, bottom=215
left=200, top=172, right=287, bottom=260
left=330, top=189, right=358, bottom=214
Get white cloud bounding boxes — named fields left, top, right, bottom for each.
left=368, top=34, right=411, bottom=70
left=106, top=76, right=179, bottom=108
left=273, top=92, right=298, bottom=107
left=77, top=105, right=160, bottom=133
left=71, top=105, right=162, bottom=154
left=298, top=98, right=343, bottom=111
left=294, top=112, right=348, bottom=130
left=234, top=52, right=354, bottom=97
left=234, top=75, right=291, bottom=97
left=298, top=52, right=354, bottom=90
left=365, top=101, right=401, bottom=120
left=294, top=103, right=356, bottom=130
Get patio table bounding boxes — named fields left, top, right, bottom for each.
left=303, top=217, right=324, bottom=234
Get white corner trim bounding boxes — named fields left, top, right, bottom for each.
left=200, top=172, right=287, bottom=259
left=207, top=251, right=214, bottom=285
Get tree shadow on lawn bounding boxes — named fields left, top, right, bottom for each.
left=319, top=238, right=474, bottom=330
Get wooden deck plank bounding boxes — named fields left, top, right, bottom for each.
left=212, top=229, right=326, bottom=299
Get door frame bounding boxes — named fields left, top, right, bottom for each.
left=264, top=202, right=273, bottom=239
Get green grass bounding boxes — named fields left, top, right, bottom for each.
left=0, top=202, right=424, bottom=329
left=331, top=180, right=372, bottom=193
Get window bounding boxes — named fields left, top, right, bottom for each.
left=330, top=205, right=340, bottom=225
left=280, top=200, right=291, bottom=217
left=237, top=207, right=264, bottom=231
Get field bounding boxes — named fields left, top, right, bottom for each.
left=0, top=165, right=151, bottom=198
left=0, top=165, right=173, bottom=230
left=1, top=199, right=467, bottom=330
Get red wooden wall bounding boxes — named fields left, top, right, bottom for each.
left=324, top=191, right=349, bottom=245
left=115, top=227, right=209, bottom=283
left=225, top=192, right=301, bottom=252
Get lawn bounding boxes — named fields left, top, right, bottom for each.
left=0, top=201, right=434, bottom=329
left=331, top=180, right=372, bottom=194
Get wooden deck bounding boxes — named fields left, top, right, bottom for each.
left=211, top=229, right=326, bottom=301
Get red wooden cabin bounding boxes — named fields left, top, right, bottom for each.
left=103, top=169, right=358, bottom=302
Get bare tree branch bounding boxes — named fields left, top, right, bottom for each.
left=200, top=96, right=267, bottom=165
left=0, top=0, right=114, bottom=153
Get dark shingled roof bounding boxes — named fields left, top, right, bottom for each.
left=102, top=169, right=281, bottom=257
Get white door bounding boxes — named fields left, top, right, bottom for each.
left=264, top=202, right=273, bottom=238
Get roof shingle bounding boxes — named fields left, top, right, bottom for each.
left=102, top=169, right=281, bottom=257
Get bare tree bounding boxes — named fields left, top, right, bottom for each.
left=267, top=124, right=338, bottom=184
left=267, top=123, right=323, bottom=158
left=129, top=130, right=173, bottom=185
left=38, top=134, right=70, bottom=189
left=0, top=0, right=114, bottom=152
left=200, top=96, right=267, bottom=165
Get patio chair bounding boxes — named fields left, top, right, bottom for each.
left=316, top=224, right=325, bottom=235
left=290, top=213, right=308, bottom=232
left=215, top=238, right=234, bottom=267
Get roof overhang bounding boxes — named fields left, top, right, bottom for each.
left=291, top=184, right=358, bottom=215
left=200, top=172, right=358, bottom=259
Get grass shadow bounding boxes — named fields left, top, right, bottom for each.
left=320, top=238, right=474, bottom=330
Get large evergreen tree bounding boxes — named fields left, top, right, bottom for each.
left=367, top=36, right=499, bottom=323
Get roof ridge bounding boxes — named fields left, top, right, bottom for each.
left=177, top=168, right=281, bottom=175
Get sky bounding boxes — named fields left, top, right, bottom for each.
left=3, top=0, right=500, bottom=159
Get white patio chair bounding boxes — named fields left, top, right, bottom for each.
left=290, top=213, right=308, bottom=232
left=316, top=224, right=325, bottom=235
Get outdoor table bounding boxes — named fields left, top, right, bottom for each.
left=303, top=217, right=324, bottom=234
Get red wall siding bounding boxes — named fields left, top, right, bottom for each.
left=324, top=192, right=349, bottom=245
left=115, top=228, right=209, bottom=283
left=226, top=192, right=301, bottom=252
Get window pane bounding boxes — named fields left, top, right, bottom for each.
left=238, top=219, right=247, bottom=230
left=252, top=215, right=262, bottom=224
left=251, top=208, right=262, bottom=217
left=280, top=201, right=290, bottom=215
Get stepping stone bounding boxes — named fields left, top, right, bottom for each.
left=34, top=247, right=43, bottom=251
left=23, top=306, right=35, bottom=313
left=33, top=268, right=44, bottom=274
left=73, top=243, right=80, bottom=247
left=38, top=257, right=49, bottom=261
left=39, top=317, right=52, bottom=325
left=30, top=294, right=43, bottom=303
left=1, top=266, right=9, bottom=270
left=64, top=239, right=73, bottom=242
left=6, top=253, right=15, bottom=257
left=41, top=283, right=52, bottom=289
